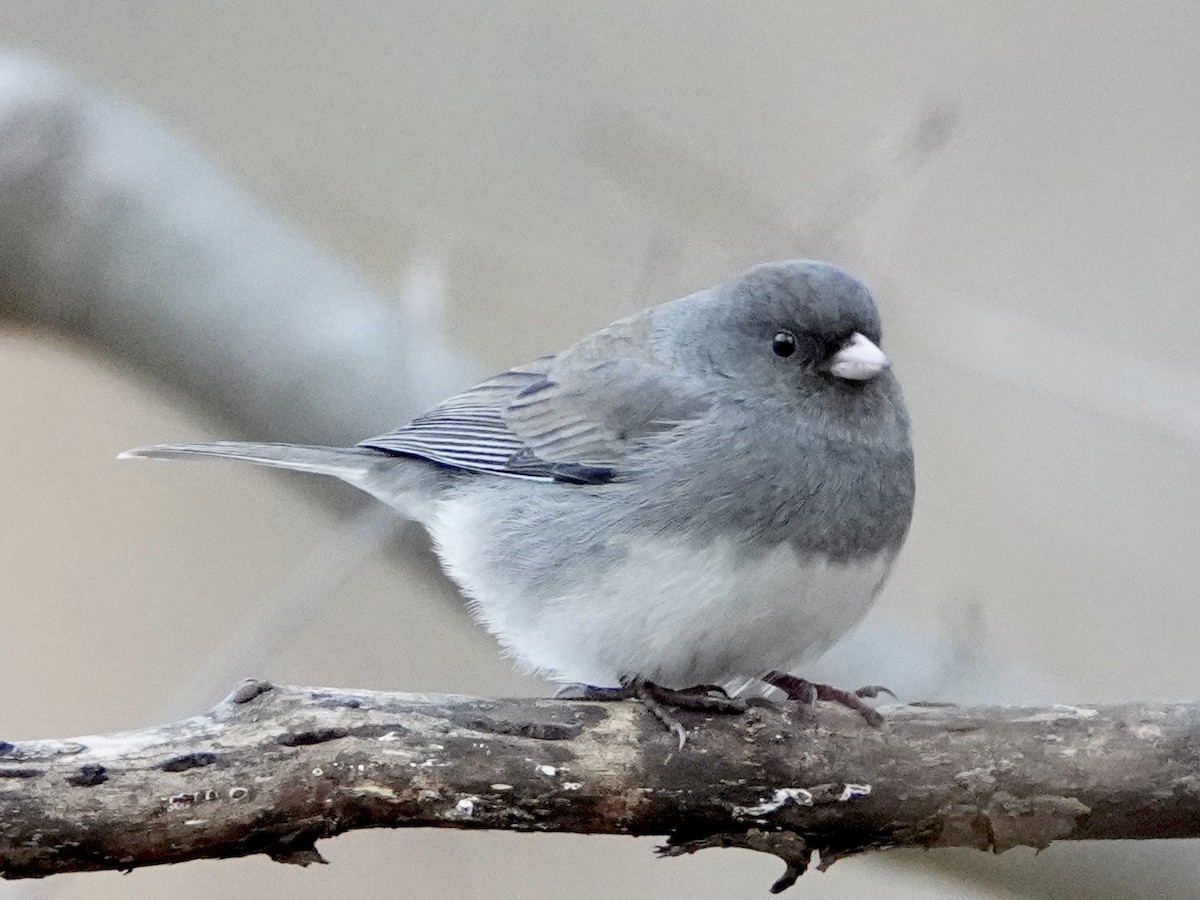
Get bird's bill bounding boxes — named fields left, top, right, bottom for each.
left=828, top=332, right=889, bottom=381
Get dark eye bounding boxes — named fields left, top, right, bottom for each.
left=772, top=331, right=798, bottom=357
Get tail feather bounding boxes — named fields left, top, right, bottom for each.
left=119, top=441, right=386, bottom=484
left=122, top=441, right=445, bottom=521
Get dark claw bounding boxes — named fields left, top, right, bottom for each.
left=763, top=671, right=890, bottom=727
left=620, top=677, right=690, bottom=747
left=645, top=683, right=747, bottom=714
left=561, top=677, right=748, bottom=746
left=674, top=683, right=732, bottom=699
left=554, top=683, right=627, bottom=701
left=853, top=684, right=896, bottom=700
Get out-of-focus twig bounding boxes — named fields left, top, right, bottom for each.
left=937, top=298, right=1200, bottom=448
left=0, top=55, right=475, bottom=446
left=577, top=99, right=958, bottom=277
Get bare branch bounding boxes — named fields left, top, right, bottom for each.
left=1, top=681, right=1197, bottom=891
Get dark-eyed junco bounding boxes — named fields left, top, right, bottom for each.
left=124, top=260, right=915, bottom=746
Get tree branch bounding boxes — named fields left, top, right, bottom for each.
left=2, top=680, right=1196, bottom=891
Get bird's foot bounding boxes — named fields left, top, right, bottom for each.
left=555, top=678, right=746, bottom=748
left=644, top=681, right=746, bottom=713
left=763, top=671, right=894, bottom=727
left=554, top=684, right=627, bottom=701
left=628, top=678, right=747, bottom=748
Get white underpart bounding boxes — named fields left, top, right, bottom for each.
left=427, top=498, right=894, bottom=688
left=829, top=332, right=889, bottom=381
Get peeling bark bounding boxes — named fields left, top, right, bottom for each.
left=0, top=681, right=1197, bottom=890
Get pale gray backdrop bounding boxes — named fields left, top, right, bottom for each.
left=1, top=3, right=1198, bottom=898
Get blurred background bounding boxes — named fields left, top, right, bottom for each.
left=1, top=2, right=1199, bottom=898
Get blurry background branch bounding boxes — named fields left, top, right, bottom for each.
left=3, top=683, right=1199, bottom=893
left=0, top=56, right=475, bottom=451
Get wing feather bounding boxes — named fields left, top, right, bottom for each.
left=359, top=334, right=711, bottom=483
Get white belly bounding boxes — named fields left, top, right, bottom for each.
left=428, top=498, right=894, bottom=688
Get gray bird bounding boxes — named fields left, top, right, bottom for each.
left=124, top=260, right=915, bottom=746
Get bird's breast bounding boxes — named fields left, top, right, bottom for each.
left=429, top=485, right=897, bottom=687
left=554, top=537, right=897, bottom=686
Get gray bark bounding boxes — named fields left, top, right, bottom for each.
left=1, top=681, right=1196, bottom=892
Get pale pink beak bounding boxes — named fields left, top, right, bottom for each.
left=828, top=332, right=889, bottom=381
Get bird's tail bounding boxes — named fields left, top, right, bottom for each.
left=121, top=441, right=445, bottom=521
left=120, top=441, right=385, bottom=482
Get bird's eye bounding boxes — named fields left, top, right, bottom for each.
left=772, top=331, right=798, bottom=358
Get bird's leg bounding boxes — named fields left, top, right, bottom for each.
left=555, top=678, right=746, bottom=748
left=763, top=671, right=894, bottom=727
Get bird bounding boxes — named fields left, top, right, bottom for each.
left=123, top=260, right=915, bottom=747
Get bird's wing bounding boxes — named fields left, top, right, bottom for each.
left=359, top=348, right=711, bottom=485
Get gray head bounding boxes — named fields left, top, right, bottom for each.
left=654, top=261, right=903, bottom=423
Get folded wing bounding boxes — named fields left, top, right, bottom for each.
left=359, top=350, right=711, bottom=484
